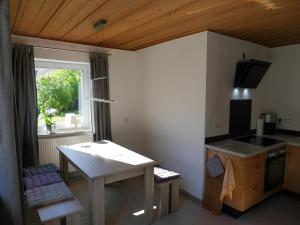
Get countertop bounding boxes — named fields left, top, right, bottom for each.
left=205, top=134, right=300, bottom=157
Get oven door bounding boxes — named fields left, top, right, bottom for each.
left=264, top=154, right=286, bottom=193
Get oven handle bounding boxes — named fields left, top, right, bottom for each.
left=267, top=154, right=287, bottom=162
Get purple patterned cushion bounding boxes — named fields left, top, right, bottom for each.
left=154, top=167, right=180, bottom=183
left=25, top=182, right=74, bottom=208
left=23, top=164, right=59, bottom=177
left=24, top=172, right=62, bottom=190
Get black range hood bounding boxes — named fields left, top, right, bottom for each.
left=234, top=59, right=271, bottom=88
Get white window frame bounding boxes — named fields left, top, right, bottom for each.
left=35, top=59, right=91, bottom=135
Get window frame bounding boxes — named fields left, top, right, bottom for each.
left=35, top=58, right=91, bottom=136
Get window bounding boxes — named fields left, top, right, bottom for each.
left=35, top=59, right=91, bottom=135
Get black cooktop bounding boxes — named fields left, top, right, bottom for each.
left=233, top=135, right=283, bottom=147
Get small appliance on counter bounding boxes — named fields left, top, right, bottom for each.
left=256, top=118, right=264, bottom=136
left=261, top=113, right=277, bottom=135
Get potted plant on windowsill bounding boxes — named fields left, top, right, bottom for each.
left=44, top=108, right=57, bottom=134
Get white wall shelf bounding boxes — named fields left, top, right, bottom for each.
left=90, top=98, right=117, bottom=104
left=92, top=77, right=108, bottom=81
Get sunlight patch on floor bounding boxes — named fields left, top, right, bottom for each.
left=133, top=206, right=157, bottom=216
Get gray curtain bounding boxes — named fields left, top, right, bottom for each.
left=90, top=53, right=112, bottom=141
left=0, top=0, right=24, bottom=225
left=12, top=44, right=39, bottom=168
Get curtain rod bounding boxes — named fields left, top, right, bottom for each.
left=32, top=45, right=111, bottom=55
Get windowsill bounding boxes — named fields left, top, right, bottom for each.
left=38, top=129, right=93, bottom=139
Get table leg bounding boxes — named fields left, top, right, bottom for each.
left=89, top=178, right=105, bottom=225
left=59, top=152, right=69, bottom=185
left=144, top=166, right=154, bottom=225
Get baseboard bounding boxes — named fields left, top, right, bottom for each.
left=179, top=189, right=202, bottom=204
left=205, top=130, right=256, bottom=144
left=222, top=189, right=300, bottom=219
left=277, top=129, right=300, bottom=137
left=281, top=189, right=300, bottom=200
left=205, top=134, right=232, bottom=144
left=222, top=197, right=271, bottom=219
left=222, top=204, right=244, bottom=218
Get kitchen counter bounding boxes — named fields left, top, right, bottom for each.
left=205, top=133, right=300, bottom=214
left=205, top=134, right=300, bottom=157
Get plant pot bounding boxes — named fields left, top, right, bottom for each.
left=46, top=124, right=55, bottom=134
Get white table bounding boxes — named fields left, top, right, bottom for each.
left=57, top=141, right=156, bottom=225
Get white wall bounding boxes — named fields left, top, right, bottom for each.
left=14, top=32, right=292, bottom=200
left=11, top=35, right=140, bottom=151
left=136, top=32, right=208, bottom=199
left=205, top=32, right=271, bottom=137
left=265, top=44, right=300, bottom=131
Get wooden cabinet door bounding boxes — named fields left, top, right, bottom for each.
left=205, top=149, right=245, bottom=211
left=242, top=181, right=264, bottom=210
left=285, top=145, right=300, bottom=194
left=244, top=154, right=265, bottom=189
left=242, top=153, right=265, bottom=210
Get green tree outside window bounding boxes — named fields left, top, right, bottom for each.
left=36, top=69, right=82, bottom=117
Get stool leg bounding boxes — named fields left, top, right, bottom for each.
left=72, top=214, right=81, bottom=225
left=170, top=180, right=179, bottom=213
left=66, top=214, right=80, bottom=225
left=159, top=184, right=169, bottom=217
left=60, top=217, right=66, bottom=225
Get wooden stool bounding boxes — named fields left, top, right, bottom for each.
left=154, top=167, right=180, bottom=218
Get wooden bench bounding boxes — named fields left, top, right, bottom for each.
left=37, top=197, right=83, bottom=225
left=23, top=164, right=83, bottom=225
left=154, top=167, right=180, bottom=218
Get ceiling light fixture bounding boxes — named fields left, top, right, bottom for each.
left=94, top=19, right=107, bottom=32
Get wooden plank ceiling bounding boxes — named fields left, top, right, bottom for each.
left=10, top=0, right=300, bottom=50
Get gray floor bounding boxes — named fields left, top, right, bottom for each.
left=31, top=177, right=300, bottom=225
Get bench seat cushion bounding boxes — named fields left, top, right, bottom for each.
left=24, top=172, right=63, bottom=190
left=25, top=182, right=74, bottom=208
left=23, top=163, right=59, bottom=177
left=154, top=167, right=180, bottom=183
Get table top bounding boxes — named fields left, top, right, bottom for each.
left=57, top=141, right=156, bottom=179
